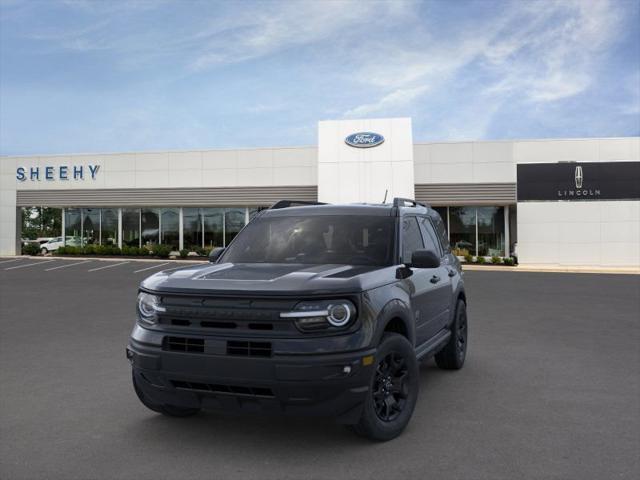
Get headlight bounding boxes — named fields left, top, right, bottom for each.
left=137, top=292, right=165, bottom=326
left=280, top=299, right=356, bottom=332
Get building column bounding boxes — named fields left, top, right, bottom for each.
left=14, top=207, right=22, bottom=255
left=61, top=208, right=66, bottom=245
left=117, top=208, right=122, bottom=249
left=178, top=208, right=184, bottom=251
left=474, top=208, right=479, bottom=257
left=504, top=205, right=510, bottom=258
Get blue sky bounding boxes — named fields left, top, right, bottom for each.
left=1, top=0, right=639, bottom=155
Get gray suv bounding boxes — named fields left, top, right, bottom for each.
left=127, top=198, right=468, bottom=441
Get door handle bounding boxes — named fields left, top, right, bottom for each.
left=447, top=268, right=456, bottom=277
left=430, top=275, right=441, bottom=284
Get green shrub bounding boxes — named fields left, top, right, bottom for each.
left=503, top=257, right=515, bottom=266
left=179, top=249, right=189, bottom=259
left=463, top=253, right=473, bottom=263
left=153, top=244, right=171, bottom=259
left=60, top=246, right=79, bottom=255
left=477, top=256, right=486, bottom=264
left=491, top=255, right=502, bottom=264
left=452, top=247, right=469, bottom=257
left=22, top=243, right=41, bottom=256
left=195, top=246, right=207, bottom=256
left=124, top=246, right=144, bottom=256
left=83, top=244, right=96, bottom=255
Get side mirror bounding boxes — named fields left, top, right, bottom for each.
left=409, top=249, right=440, bottom=269
left=209, top=247, right=225, bottom=263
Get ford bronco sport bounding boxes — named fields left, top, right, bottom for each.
left=127, top=198, right=468, bottom=441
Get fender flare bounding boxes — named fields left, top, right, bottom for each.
left=372, top=298, right=416, bottom=347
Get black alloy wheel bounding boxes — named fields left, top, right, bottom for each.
left=435, top=299, right=468, bottom=370
left=373, top=352, right=410, bottom=422
left=349, top=333, right=419, bottom=441
left=456, top=307, right=468, bottom=363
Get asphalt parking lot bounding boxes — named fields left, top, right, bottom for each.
left=0, top=257, right=638, bottom=480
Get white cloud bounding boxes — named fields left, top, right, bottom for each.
left=344, top=85, right=429, bottom=118
left=189, top=1, right=413, bottom=71
left=342, top=0, right=626, bottom=135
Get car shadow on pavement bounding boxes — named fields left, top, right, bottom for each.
left=122, top=360, right=453, bottom=451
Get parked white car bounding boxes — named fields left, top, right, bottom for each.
left=40, top=236, right=81, bottom=254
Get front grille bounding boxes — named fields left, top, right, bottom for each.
left=158, top=295, right=300, bottom=336
left=227, top=340, right=272, bottom=357
left=171, top=380, right=274, bottom=398
left=163, top=336, right=204, bottom=353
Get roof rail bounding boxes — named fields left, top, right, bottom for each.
left=392, top=197, right=428, bottom=208
left=270, top=200, right=327, bottom=210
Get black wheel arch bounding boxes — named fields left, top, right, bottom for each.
left=372, top=299, right=415, bottom=347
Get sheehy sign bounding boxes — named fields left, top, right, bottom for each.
left=517, top=161, right=640, bottom=201
left=16, top=164, right=101, bottom=182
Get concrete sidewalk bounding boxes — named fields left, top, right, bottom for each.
left=463, top=263, right=640, bottom=275
left=2, top=255, right=638, bottom=274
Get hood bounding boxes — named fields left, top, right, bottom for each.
left=140, top=262, right=398, bottom=296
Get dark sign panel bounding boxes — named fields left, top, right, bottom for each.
left=517, top=161, right=640, bottom=201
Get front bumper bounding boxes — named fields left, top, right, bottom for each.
left=128, top=325, right=376, bottom=424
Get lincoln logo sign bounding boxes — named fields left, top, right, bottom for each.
left=575, top=166, right=583, bottom=188
left=16, top=164, right=100, bottom=182
left=345, top=132, right=385, bottom=148
left=516, top=162, right=640, bottom=202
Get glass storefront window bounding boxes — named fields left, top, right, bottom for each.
left=249, top=206, right=267, bottom=221
left=141, top=208, right=159, bottom=247
left=101, top=208, right=118, bottom=246
left=160, top=208, right=179, bottom=250
left=477, top=207, right=504, bottom=256
left=224, top=208, right=246, bottom=246
left=203, top=208, right=224, bottom=249
left=183, top=208, right=202, bottom=251
left=82, top=208, right=100, bottom=245
left=449, top=207, right=476, bottom=256
left=122, top=208, right=140, bottom=247
left=64, top=208, right=82, bottom=246
left=432, top=207, right=448, bottom=236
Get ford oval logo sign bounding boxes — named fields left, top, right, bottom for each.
left=345, top=132, right=385, bottom=148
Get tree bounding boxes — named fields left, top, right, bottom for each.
left=21, top=207, right=62, bottom=239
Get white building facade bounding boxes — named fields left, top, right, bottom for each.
left=1, top=118, right=638, bottom=268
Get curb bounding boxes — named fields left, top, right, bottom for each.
left=462, top=264, right=640, bottom=275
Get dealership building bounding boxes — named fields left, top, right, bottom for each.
left=1, top=118, right=639, bottom=268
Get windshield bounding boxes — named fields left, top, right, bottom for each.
left=222, top=215, right=395, bottom=266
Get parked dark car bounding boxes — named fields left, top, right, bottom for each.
left=127, top=198, right=468, bottom=441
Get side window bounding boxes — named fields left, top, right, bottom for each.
left=418, top=217, right=442, bottom=257
left=430, top=214, right=450, bottom=253
left=401, top=217, right=424, bottom=264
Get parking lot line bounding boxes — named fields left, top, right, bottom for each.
left=45, top=260, right=92, bottom=271
left=5, top=260, right=56, bottom=270
left=157, top=264, right=198, bottom=272
left=133, top=262, right=170, bottom=273
left=87, top=261, right=130, bottom=272
left=0, top=258, right=24, bottom=265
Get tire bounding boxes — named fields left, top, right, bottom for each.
left=349, top=333, right=419, bottom=441
left=132, top=371, right=200, bottom=418
left=435, top=299, right=468, bottom=370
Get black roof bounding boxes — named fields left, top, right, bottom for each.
left=263, top=202, right=430, bottom=217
